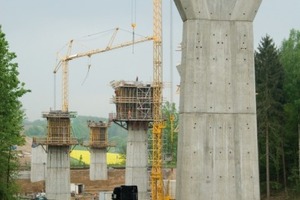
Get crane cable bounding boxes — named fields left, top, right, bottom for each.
left=54, top=71, right=56, bottom=110
left=131, top=0, right=137, bottom=53
left=81, top=57, right=92, bottom=86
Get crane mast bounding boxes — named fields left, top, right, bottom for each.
left=62, top=40, right=74, bottom=112
left=151, top=0, right=165, bottom=199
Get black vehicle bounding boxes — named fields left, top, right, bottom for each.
left=112, top=185, right=138, bottom=200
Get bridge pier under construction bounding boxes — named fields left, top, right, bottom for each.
left=86, top=120, right=111, bottom=180
left=34, top=111, right=77, bottom=200
left=174, top=0, right=262, bottom=199
left=30, top=145, right=47, bottom=183
left=126, top=122, right=149, bottom=200
left=111, top=80, right=153, bottom=200
left=46, top=146, right=71, bottom=199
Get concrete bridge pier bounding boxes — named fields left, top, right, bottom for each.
left=174, top=0, right=262, bottom=199
left=46, top=146, right=70, bottom=200
left=125, top=122, right=149, bottom=200
left=90, top=148, right=107, bottom=180
left=30, top=145, right=47, bottom=182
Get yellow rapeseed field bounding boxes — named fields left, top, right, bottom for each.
left=70, top=150, right=125, bottom=165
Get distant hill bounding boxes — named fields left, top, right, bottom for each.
left=23, top=119, right=47, bottom=137
left=23, top=115, right=128, bottom=153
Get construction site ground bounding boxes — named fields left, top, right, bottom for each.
left=16, top=136, right=125, bottom=199
left=17, top=168, right=125, bottom=199
left=16, top=137, right=293, bottom=199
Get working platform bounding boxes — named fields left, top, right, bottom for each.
left=110, top=80, right=153, bottom=122
left=83, top=120, right=114, bottom=148
left=33, top=110, right=78, bottom=146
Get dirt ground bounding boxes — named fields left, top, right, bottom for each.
left=15, top=136, right=127, bottom=199
left=16, top=168, right=125, bottom=199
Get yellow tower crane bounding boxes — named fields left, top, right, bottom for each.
left=53, top=28, right=153, bottom=112
left=53, top=0, right=165, bottom=198
left=151, top=0, right=167, bottom=199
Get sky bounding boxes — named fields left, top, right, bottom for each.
left=1, top=0, right=300, bottom=121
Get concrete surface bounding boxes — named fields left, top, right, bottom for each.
left=46, top=146, right=71, bottom=200
left=125, top=123, right=149, bottom=200
left=31, top=145, right=47, bottom=182
left=174, top=0, right=262, bottom=199
left=90, top=149, right=108, bottom=180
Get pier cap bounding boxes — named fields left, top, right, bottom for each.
left=174, top=0, right=262, bottom=22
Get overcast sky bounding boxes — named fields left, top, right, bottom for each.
left=1, top=0, right=300, bottom=121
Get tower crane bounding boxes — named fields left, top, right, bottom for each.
left=151, top=0, right=166, bottom=199
left=53, top=0, right=165, bottom=198
left=53, top=28, right=153, bottom=112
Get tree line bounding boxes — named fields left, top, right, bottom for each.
left=255, top=30, right=300, bottom=199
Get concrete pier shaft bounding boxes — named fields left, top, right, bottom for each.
left=30, top=145, right=47, bottom=182
left=174, top=0, right=262, bottom=199
left=90, top=149, right=107, bottom=180
left=125, top=123, right=149, bottom=200
left=46, top=146, right=70, bottom=200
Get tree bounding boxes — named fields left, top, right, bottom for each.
left=0, top=26, right=30, bottom=199
left=147, top=101, right=178, bottom=167
left=279, top=29, right=300, bottom=191
left=255, top=35, right=285, bottom=199
left=162, top=101, right=178, bottom=166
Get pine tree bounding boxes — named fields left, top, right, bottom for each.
left=279, top=29, right=300, bottom=192
left=0, top=26, right=30, bottom=199
left=255, top=35, right=285, bottom=198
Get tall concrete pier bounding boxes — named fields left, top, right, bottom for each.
left=47, top=146, right=71, bottom=199
left=86, top=120, right=110, bottom=180
left=90, top=148, right=107, bottom=180
left=34, top=111, right=77, bottom=200
left=111, top=80, right=153, bottom=200
left=125, top=122, right=148, bottom=200
left=30, top=145, right=47, bottom=182
left=174, top=1, right=262, bottom=199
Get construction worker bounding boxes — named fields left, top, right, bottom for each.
left=128, top=109, right=132, bottom=119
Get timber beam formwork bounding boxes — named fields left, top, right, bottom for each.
left=33, top=110, right=78, bottom=146
left=83, top=120, right=115, bottom=149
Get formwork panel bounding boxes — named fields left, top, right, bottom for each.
left=111, top=80, right=153, bottom=122
left=85, top=121, right=111, bottom=180
left=34, top=111, right=77, bottom=146
left=87, top=121, right=110, bottom=149
left=48, top=118, right=71, bottom=144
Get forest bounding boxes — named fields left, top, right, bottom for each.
left=254, top=30, right=300, bottom=199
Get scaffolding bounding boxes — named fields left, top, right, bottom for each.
left=84, top=120, right=114, bottom=149
left=33, top=110, right=78, bottom=146
left=110, top=80, right=153, bottom=122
